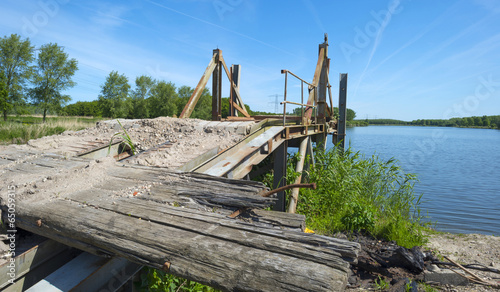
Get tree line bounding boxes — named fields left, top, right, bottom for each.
left=359, top=116, right=500, bottom=129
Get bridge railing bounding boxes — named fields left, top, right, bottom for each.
left=280, top=69, right=317, bottom=126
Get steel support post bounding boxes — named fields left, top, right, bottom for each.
left=334, top=73, right=348, bottom=151
left=231, top=64, right=241, bottom=117
left=273, top=141, right=287, bottom=212
left=212, top=49, right=222, bottom=121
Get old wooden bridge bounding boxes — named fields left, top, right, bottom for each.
left=0, top=36, right=358, bottom=291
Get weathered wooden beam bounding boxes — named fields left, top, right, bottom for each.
left=180, top=53, right=217, bottom=118
left=10, top=193, right=359, bottom=291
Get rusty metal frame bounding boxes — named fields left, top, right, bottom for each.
left=280, top=70, right=318, bottom=126
left=180, top=50, right=250, bottom=119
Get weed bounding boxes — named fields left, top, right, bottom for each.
left=418, top=281, right=438, bottom=292
left=137, top=268, right=219, bottom=292
left=108, top=119, right=137, bottom=155
left=374, top=276, right=389, bottom=290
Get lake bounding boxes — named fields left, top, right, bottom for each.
left=327, top=126, right=500, bottom=235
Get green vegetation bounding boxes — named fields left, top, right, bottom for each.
left=374, top=276, right=390, bottom=290
left=293, top=146, right=427, bottom=248
left=357, top=115, right=500, bottom=129
left=0, top=115, right=104, bottom=144
left=137, top=268, right=218, bottom=292
left=109, top=120, right=137, bottom=155
left=29, top=43, right=78, bottom=122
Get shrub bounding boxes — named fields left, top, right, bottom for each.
left=295, top=146, right=428, bottom=248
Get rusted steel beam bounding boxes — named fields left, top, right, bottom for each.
left=219, top=55, right=249, bottom=116
left=180, top=53, right=217, bottom=118
left=281, top=70, right=315, bottom=87
left=212, top=49, right=222, bottom=121
left=230, top=100, right=251, bottom=118
left=317, top=51, right=329, bottom=124
left=304, top=45, right=326, bottom=120
left=334, top=73, right=348, bottom=151
left=231, top=64, right=241, bottom=117
left=261, top=183, right=316, bottom=198
left=281, top=100, right=317, bottom=108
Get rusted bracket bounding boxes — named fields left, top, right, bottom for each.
left=227, top=183, right=316, bottom=219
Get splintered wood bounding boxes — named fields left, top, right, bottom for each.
left=1, top=151, right=360, bottom=292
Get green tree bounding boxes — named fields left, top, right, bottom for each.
left=473, top=116, right=482, bottom=127
left=0, top=34, right=35, bottom=121
left=131, top=75, right=155, bottom=119
left=98, top=71, right=130, bottom=118
left=482, top=115, right=490, bottom=127
left=30, top=43, right=77, bottom=122
left=0, top=72, right=8, bottom=114
left=346, top=108, right=356, bottom=121
left=148, top=81, right=178, bottom=118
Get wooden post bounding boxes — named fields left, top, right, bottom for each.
left=231, top=64, right=241, bottom=117
left=212, top=49, right=222, bottom=121
left=335, top=73, right=348, bottom=150
left=273, top=141, right=287, bottom=212
left=288, top=137, right=309, bottom=214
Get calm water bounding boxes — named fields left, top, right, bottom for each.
left=326, top=126, right=500, bottom=235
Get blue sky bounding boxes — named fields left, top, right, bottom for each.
left=1, top=0, right=499, bottom=120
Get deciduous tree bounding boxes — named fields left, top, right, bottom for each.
left=30, top=43, right=77, bottom=122
left=0, top=72, right=8, bottom=114
left=0, top=34, right=34, bottom=120
left=148, top=81, right=178, bottom=118
left=98, top=71, right=130, bottom=118
left=132, top=75, right=155, bottom=119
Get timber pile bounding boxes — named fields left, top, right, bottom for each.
left=0, top=151, right=360, bottom=291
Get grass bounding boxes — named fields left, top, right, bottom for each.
left=0, top=115, right=106, bottom=144
left=137, top=268, right=219, bottom=292
left=293, top=146, right=429, bottom=248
